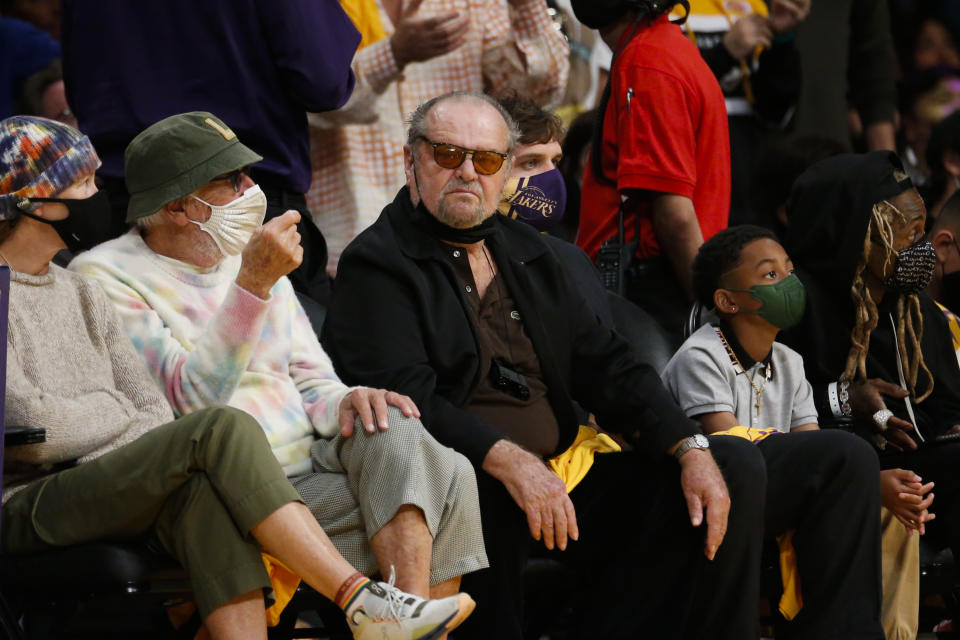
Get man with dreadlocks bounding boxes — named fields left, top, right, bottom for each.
left=782, top=151, right=960, bottom=617
left=571, top=0, right=729, bottom=343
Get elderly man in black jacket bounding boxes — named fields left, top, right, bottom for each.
left=323, top=90, right=766, bottom=640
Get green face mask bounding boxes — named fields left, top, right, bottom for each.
left=726, top=273, right=807, bottom=329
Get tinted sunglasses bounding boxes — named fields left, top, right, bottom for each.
left=420, top=138, right=508, bottom=175
left=209, top=168, right=247, bottom=193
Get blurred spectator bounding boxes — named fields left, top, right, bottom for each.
left=899, top=66, right=960, bottom=188
left=60, top=0, right=360, bottom=306
left=680, top=0, right=807, bottom=226
left=909, top=15, right=960, bottom=71
left=927, top=190, right=960, bottom=313
left=555, top=108, right=594, bottom=242
left=753, top=134, right=847, bottom=235
left=552, top=0, right=607, bottom=120
left=925, top=109, right=960, bottom=221
left=891, top=3, right=960, bottom=73
left=574, top=0, right=730, bottom=342
left=306, top=0, right=568, bottom=274
left=17, top=59, right=75, bottom=128
left=0, top=0, right=59, bottom=39
left=0, top=15, right=59, bottom=119
left=793, top=0, right=898, bottom=151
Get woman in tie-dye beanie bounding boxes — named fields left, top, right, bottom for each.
left=0, top=116, right=100, bottom=216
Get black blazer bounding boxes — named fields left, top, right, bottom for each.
left=322, top=188, right=699, bottom=467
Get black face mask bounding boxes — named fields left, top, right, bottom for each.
left=882, top=239, right=937, bottom=294
left=409, top=169, right=498, bottom=244
left=411, top=200, right=497, bottom=244
left=16, top=190, right=112, bottom=254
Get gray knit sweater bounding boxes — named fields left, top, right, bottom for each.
left=3, top=265, right=173, bottom=498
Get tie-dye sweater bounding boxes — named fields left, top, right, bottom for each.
left=70, top=229, right=353, bottom=476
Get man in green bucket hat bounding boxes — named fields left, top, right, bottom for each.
left=70, top=112, right=488, bottom=609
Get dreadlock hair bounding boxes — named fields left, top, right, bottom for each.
left=692, top=225, right=779, bottom=308
left=844, top=183, right=934, bottom=402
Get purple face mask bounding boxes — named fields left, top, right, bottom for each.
left=497, top=168, right=567, bottom=232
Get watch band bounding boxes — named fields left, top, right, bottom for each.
left=674, top=435, right=709, bottom=460
left=828, top=382, right=842, bottom=418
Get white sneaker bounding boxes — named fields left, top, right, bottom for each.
left=345, top=569, right=475, bottom=640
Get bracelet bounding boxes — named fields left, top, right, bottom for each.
left=838, top=379, right=852, bottom=417
left=828, top=380, right=853, bottom=418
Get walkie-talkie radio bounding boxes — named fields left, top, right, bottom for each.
left=595, top=206, right=637, bottom=296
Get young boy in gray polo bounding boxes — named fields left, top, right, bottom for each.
left=661, top=224, right=922, bottom=640
left=661, top=226, right=817, bottom=433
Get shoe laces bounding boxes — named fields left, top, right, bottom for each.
left=382, top=565, right=423, bottom=623
left=384, top=565, right=404, bottom=623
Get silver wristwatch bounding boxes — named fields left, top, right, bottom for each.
left=673, top=434, right=710, bottom=460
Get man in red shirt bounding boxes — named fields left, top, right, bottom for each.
left=573, top=0, right=730, bottom=342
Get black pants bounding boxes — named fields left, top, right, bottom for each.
left=758, top=430, right=884, bottom=640
left=458, top=436, right=766, bottom=640
left=881, top=441, right=960, bottom=566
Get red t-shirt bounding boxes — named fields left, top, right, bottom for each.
left=577, top=15, right=731, bottom=261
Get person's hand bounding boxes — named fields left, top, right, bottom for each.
left=723, top=14, right=773, bottom=60
left=235, top=210, right=303, bottom=299
left=880, top=468, right=935, bottom=534
left=769, top=0, right=811, bottom=34
left=848, top=378, right=917, bottom=451
left=678, top=449, right=730, bottom=561
left=390, top=0, right=470, bottom=69
left=338, top=387, right=420, bottom=437
left=482, top=439, right=579, bottom=551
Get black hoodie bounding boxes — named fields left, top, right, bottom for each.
left=780, top=151, right=960, bottom=442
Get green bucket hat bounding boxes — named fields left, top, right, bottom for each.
left=124, top=111, right=262, bottom=222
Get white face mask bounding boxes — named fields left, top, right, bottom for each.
left=190, top=184, right=268, bottom=256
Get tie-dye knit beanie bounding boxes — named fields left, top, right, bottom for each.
left=0, top=116, right=101, bottom=220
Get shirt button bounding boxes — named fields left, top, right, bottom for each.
left=465, top=285, right=472, bottom=293
left=453, top=250, right=461, bottom=258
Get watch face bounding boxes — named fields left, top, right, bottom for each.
left=694, top=434, right=710, bottom=448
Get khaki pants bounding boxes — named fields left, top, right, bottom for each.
left=2, top=406, right=301, bottom=618
left=881, top=507, right=920, bottom=640
left=293, top=406, right=487, bottom=585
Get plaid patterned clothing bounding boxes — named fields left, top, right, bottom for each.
left=307, top=0, right=569, bottom=273
left=293, top=406, right=488, bottom=584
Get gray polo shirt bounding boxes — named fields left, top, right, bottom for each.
left=661, top=324, right=818, bottom=432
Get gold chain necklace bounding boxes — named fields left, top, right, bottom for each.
left=715, top=327, right=771, bottom=417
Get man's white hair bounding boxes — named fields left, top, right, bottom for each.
left=136, top=209, right=167, bottom=230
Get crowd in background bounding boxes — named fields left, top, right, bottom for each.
left=5, top=0, right=960, bottom=249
